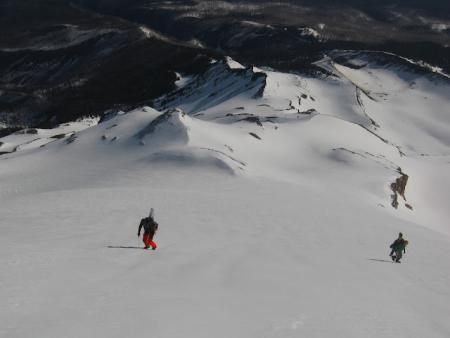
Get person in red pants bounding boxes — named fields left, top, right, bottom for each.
left=138, top=208, right=159, bottom=250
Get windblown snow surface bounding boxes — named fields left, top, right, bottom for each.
left=1, top=53, right=450, bottom=338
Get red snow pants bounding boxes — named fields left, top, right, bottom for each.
left=143, top=232, right=157, bottom=250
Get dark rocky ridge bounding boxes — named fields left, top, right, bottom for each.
left=391, top=172, right=410, bottom=210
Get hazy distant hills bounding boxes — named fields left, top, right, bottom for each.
left=0, top=0, right=449, bottom=131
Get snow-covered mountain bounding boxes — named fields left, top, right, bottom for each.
left=1, top=52, right=450, bottom=337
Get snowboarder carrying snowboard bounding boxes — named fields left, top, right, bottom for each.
left=138, top=208, right=159, bottom=250
left=389, top=232, right=408, bottom=263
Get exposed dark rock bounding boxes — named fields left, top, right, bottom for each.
left=391, top=171, right=409, bottom=209
left=51, top=133, right=66, bottom=139
left=299, top=108, right=317, bottom=115
left=249, top=132, right=261, bottom=140
left=66, top=134, right=77, bottom=144
left=241, top=116, right=262, bottom=127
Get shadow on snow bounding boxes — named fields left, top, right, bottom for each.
left=107, top=245, right=147, bottom=250
left=367, top=258, right=396, bottom=263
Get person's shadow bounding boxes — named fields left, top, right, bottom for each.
left=367, top=258, right=395, bottom=263
left=107, top=246, right=146, bottom=250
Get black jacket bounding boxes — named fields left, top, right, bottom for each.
left=390, top=238, right=406, bottom=253
left=138, top=217, right=158, bottom=236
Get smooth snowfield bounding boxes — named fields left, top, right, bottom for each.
left=2, top=170, right=450, bottom=338
left=1, top=54, right=450, bottom=337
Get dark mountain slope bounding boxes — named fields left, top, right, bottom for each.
left=0, top=0, right=217, bottom=129
left=74, top=1, right=450, bottom=73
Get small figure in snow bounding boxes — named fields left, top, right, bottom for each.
left=138, top=208, right=159, bottom=250
left=389, top=232, right=408, bottom=263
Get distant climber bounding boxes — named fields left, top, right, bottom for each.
left=138, top=208, right=159, bottom=250
left=389, top=232, right=408, bottom=263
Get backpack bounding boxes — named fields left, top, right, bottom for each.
left=390, top=238, right=406, bottom=251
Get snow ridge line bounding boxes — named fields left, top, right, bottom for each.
left=198, top=147, right=247, bottom=169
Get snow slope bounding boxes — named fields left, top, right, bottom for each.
left=1, top=54, right=450, bottom=338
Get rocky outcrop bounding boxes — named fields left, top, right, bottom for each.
left=391, top=170, right=411, bottom=209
